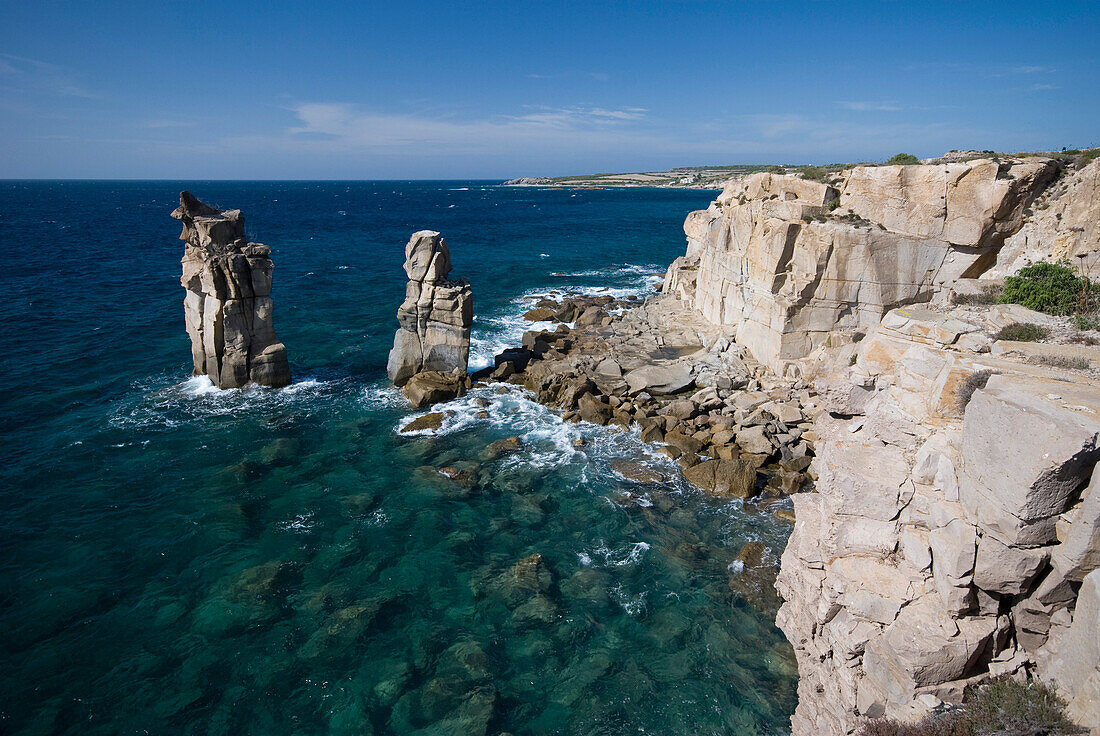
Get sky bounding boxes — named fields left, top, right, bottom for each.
left=0, top=0, right=1098, bottom=179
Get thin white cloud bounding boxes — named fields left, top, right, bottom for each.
left=838, top=101, right=904, bottom=112
left=1029, top=83, right=1059, bottom=91
left=1013, top=65, right=1055, bottom=74
left=0, top=53, right=97, bottom=98
left=141, top=119, right=197, bottom=129
left=285, top=103, right=651, bottom=152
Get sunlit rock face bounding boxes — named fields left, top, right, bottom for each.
left=773, top=303, right=1100, bottom=734
left=387, top=231, right=473, bottom=402
left=664, top=160, right=1059, bottom=374
left=173, top=191, right=291, bottom=389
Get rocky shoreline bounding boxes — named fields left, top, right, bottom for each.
left=432, top=153, right=1100, bottom=735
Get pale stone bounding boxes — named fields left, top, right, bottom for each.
left=930, top=519, right=977, bottom=585
left=993, top=159, right=1100, bottom=280
left=959, top=375, right=1100, bottom=546
left=973, top=534, right=1048, bottom=595
left=387, top=231, right=472, bottom=387
left=623, top=363, right=694, bottom=395
left=173, top=192, right=291, bottom=389
left=1037, top=569, right=1100, bottom=729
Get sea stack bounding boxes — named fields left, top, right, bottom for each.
left=387, top=231, right=472, bottom=406
left=172, top=191, right=291, bottom=389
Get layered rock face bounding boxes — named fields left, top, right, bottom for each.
left=173, top=192, right=291, bottom=389
left=665, top=160, right=1059, bottom=374
left=774, top=304, right=1100, bottom=734
left=993, top=159, right=1100, bottom=279
left=387, top=231, right=473, bottom=397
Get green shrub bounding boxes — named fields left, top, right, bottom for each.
left=826, top=197, right=841, bottom=211
left=799, top=165, right=825, bottom=181
left=1070, top=313, right=1100, bottom=331
left=1080, top=148, right=1100, bottom=166
left=887, top=153, right=921, bottom=165
left=998, top=261, right=1099, bottom=315
left=995, top=323, right=1048, bottom=342
left=856, top=677, right=1078, bottom=736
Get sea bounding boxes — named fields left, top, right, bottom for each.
left=0, top=181, right=796, bottom=735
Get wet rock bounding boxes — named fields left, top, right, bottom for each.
left=486, top=436, right=522, bottom=459
left=683, top=458, right=757, bottom=498
left=438, top=466, right=478, bottom=489
left=402, top=370, right=466, bottom=408
left=260, top=437, right=301, bottom=467
left=298, top=602, right=382, bottom=662
left=400, top=411, right=448, bottom=433
left=342, top=491, right=378, bottom=516
left=523, top=307, right=557, bottom=321
left=663, top=428, right=704, bottom=455
left=499, top=553, right=554, bottom=607
left=577, top=393, right=612, bottom=425
left=610, top=458, right=668, bottom=484
left=192, top=561, right=301, bottom=637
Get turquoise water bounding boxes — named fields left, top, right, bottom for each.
left=0, top=182, right=796, bottom=735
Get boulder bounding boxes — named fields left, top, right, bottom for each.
left=173, top=192, right=291, bottom=388
left=624, top=363, right=694, bottom=395
left=683, top=457, right=757, bottom=498
left=972, top=534, right=1048, bottom=595
left=959, top=375, right=1100, bottom=546
left=1037, top=569, right=1100, bottom=728
left=735, top=425, right=774, bottom=456
left=402, top=371, right=466, bottom=408
left=387, top=231, right=473, bottom=387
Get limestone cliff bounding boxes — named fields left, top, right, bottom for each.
left=660, top=157, right=1100, bottom=733
left=665, top=159, right=1059, bottom=375
left=775, top=305, right=1100, bottom=733
left=387, top=231, right=473, bottom=400
left=173, top=192, right=291, bottom=389
left=992, top=159, right=1100, bottom=279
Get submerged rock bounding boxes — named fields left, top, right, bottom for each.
left=173, top=192, right=291, bottom=388
left=387, top=231, right=473, bottom=389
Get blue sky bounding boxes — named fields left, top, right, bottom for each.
left=1, top=0, right=1097, bottom=179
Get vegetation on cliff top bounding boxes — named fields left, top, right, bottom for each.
left=886, top=152, right=921, bottom=165
left=857, top=677, right=1081, bottom=736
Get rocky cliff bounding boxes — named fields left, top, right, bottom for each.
left=173, top=192, right=291, bottom=389
left=387, top=231, right=473, bottom=406
left=664, top=159, right=1062, bottom=376
left=776, top=304, right=1100, bottom=733
left=661, top=157, right=1100, bottom=733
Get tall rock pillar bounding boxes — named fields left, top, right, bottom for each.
left=172, top=191, right=291, bottom=389
left=387, top=231, right=472, bottom=401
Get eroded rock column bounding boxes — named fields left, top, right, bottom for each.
left=387, top=230, right=472, bottom=406
left=173, top=191, right=291, bottom=389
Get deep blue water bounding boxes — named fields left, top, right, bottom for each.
left=0, top=181, right=796, bottom=735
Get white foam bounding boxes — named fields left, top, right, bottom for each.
left=583, top=540, right=651, bottom=568
left=181, top=375, right=222, bottom=396
left=280, top=511, right=316, bottom=534
left=611, top=583, right=648, bottom=617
